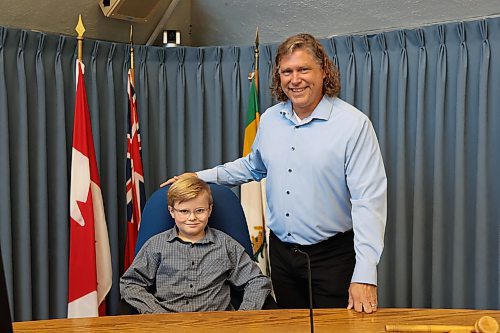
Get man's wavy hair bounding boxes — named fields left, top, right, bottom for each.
left=271, top=33, right=340, bottom=102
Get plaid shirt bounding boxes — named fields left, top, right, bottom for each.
left=120, top=227, right=271, bottom=313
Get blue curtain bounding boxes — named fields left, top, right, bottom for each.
left=0, top=17, right=499, bottom=321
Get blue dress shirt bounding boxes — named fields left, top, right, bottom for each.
left=197, top=96, right=387, bottom=285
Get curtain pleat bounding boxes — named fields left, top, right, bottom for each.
left=227, top=46, right=242, bottom=158
left=375, top=32, right=390, bottom=306
left=156, top=48, right=168, bottom=181
left=330, top=39, right=340, bottom=79
left=103, top=43, right=122, bottom=313
left=88, top=42, right=101, bottom=161
left=0, top=17, right=499, bottom=321
left=136, top=46, right=150, bottom=193
left=115, top=46, right=130, bottom=275
left=474, top=20, right=489, bottom=309
left=431, top=24, right=447, bottom=308
left=394, top=29, right=410, bottom=308
left=376, top=33, right=388, bottom=158
left=411, top=28, right=428, bottom=306
left=260, top=45, right=276, bottom=112
left=50, top=35, right=69, bottom=318
left=344, top=36, right=355, bottom=104
left=213, top=48, right=224, bottom=161
left=360, top=36, right=371, bottom=119
left=452, top=22, right=468, bottom=308
left=13, top=30, right=33, bottom=321
left=190, top=48, right=205, bottom=170
left=221, top=47, right=243, bottom=162
left=174, top=48, right=186, bottom=173
left=32, top=33, right=49, bottom=320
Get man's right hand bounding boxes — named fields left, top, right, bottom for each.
left=160, top=172, right=198, bottom=187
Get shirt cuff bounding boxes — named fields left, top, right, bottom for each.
left=238, top=299, right=262, bottom=311
left=351, top=262, right=378, bottom=286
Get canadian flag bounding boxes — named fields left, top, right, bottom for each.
left=67, top=59, right=112, bottom=318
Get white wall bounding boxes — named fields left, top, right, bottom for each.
left=0, top=0, right=499, bottom=46
left=191, top=0, right=500, bottom=46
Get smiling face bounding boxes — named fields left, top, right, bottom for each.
left=279, top=49, right=326, bottom=119
left=168, top=192, right=212, bottom=243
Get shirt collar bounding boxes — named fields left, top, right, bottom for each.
left=281, top=95, right=335, bottom=125
left=167, top=226, right=215, bottom=245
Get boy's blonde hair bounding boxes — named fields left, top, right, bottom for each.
left=167, top=175, right=213, bottom=207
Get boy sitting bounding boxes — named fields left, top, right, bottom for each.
left=120, top=175, right=272, bottom=313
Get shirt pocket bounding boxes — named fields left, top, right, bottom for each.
left=200, top=258, right=230, bottom=285
left=156, top=259, right=189, bottom=286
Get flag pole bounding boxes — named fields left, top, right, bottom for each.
left=254, top=27, right=259, bottom=90
left=254, top=27, right=271, bottom=276
left=124, top=23, right=146, bottom=271
left=75, top=15, right=85, bottom=62
left=129, top=25, right=135, bottom=85
left=254, top=28, right=271, bottom=276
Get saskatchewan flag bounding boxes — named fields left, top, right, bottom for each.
left=240, top=72, right=269, bottom=275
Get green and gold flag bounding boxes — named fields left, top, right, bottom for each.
left=240, top=65, right=269, bottom=275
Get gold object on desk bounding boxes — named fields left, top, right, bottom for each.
left=386, top=315, right=499, bottom=333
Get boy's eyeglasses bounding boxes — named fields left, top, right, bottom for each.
left=171, top=207, right=209, bottom=219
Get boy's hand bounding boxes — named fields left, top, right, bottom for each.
left=160, top=172, right=198, bottom=187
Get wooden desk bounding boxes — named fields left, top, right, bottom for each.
left=13, top=308, right=500, bottom=333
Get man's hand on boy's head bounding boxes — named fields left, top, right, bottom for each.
left=160, top=172, right=198, bottom=187
left=160, top=176, right=179, bottom=187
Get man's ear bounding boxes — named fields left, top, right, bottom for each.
left=168, top=206, right=175, bottom=219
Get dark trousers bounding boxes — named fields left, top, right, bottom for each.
left=269, top=230, right=355, bottom=309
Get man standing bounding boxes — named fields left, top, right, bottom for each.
left=163, top=33, right=386, bottom=314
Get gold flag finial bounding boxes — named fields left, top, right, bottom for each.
left=75, top=15, right=85, bottom=61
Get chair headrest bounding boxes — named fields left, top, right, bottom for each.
left=135, top=183, right=254, bottom=258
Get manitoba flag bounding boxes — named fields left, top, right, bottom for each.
left=124, top=69, right=145, bottom=270
left=68, top=59, right=112, bottom=318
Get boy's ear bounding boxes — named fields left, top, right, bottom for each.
left=168, top=205, right=175, bottom=219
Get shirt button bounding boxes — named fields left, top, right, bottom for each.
left=285, top=213, right=290, bottom=217
left=190, top=284, right=193, bottom=288
left=191, top=261, right=195, bottom=265
left=286, top=190, right=290, bottom=195
left=288, top=169, right=292, bottom=173
left=291, top=147, right=295, bottom=151
left=287, top=233, right=291, bottom=236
